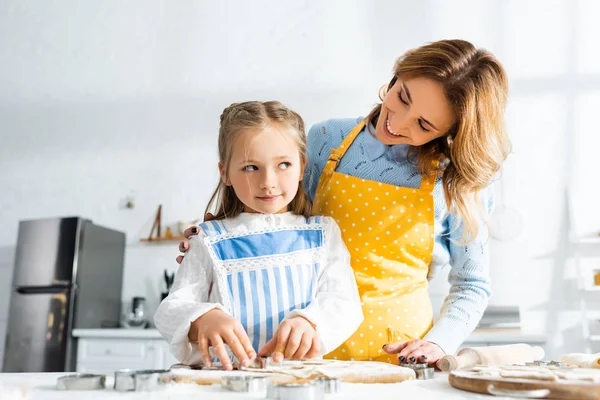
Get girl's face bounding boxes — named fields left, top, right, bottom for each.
left=220, top=125, right=305, bottom=214
left=375, top=77, right=456, bottom=146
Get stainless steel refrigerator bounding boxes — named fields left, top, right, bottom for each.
left=2, top=217, right=126, bottom=372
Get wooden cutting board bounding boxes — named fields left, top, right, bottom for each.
left=170, top=359, right=416, bottom=385
left=449, top=369, right=600, bottom=399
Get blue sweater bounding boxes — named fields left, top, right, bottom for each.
left=304, top=117, right=492, bottom=355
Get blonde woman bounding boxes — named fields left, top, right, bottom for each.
left=178, top=39, right=511, bottom=367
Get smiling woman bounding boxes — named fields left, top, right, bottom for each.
left=304, top=39, right=511, bottom=366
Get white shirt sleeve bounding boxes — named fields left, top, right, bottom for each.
left=153, top=235, right=227, bottom=364
left=288, top=217, right=364, bottom=354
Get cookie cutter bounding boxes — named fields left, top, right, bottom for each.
left=56, top=373, right=106, bottom=390
left=399, top=362, right=435, bottom=380
left=313, top=376, right=341, bottom=394
left=525, top=360, right=548, bottom=367
left=267, top=382, right=325, bottom=400
left=114, top=369, right=171, bottom=391
left=221, top=375, right=267, bottom=392
left=245, top=356, right=282, bottom=369
left=548, top=361, right=567, bottom=368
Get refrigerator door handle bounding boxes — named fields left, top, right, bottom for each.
left=16, top=285, right=72, bottom=295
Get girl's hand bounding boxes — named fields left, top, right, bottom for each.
left=176, top=213, right=214, bottom=264
left=189, top=309, right=256, bottom=371
left=257, top=317, right=320, bottom=362
left=382, top=339, right=445, bottom=368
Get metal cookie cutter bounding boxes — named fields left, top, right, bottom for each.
left=400, top=362, right=435, bottom=380
left=221, top=375, right=267, bottom=392
left=548, top=361, right=567, bottom=368
left=313, top=376, right=341, bottom=394
left=57, top=373, right=106, bottom=390
left=114, top=369, right=171, bottom=391
left=245, top=356, right=282, bottom=370
left=267, top=382, right=325, bottom=400
left=525, top=360, right=548, bottom=367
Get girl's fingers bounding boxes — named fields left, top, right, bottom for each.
left=210, top=335, right=232, bottom=370
left=222, top=331, right=250, bottom=368
left=292, top=333, right=313, bottom=360
left=234, top=326, right=257, bottom=360
left=304, top=336, right=321, bottom=359
left=198, top=336, right=211, bottom=368
left=257, top=337, right=276, bottom=358
left=284, top=329, right=304, bottom=359
left=272, top=324, right=292, bottom=363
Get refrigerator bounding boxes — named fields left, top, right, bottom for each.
left=2, top=217, right=126, bottom=372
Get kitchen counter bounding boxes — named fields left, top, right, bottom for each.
left=73, top=328, right=548, bottom=344
left=465, top=330, right=547, bottom=344
left=0, top=372, right=491, bottom=399
left=72, top=329, right=163, bottom=339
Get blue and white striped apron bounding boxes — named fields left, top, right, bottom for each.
left=199, top=216, right=324, bottom=353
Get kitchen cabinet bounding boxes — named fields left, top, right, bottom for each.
left=73, top=329, right=179, bottom=372
left=72, top=329, right=548, bottom=373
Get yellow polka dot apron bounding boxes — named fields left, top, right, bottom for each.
left=312, top=119, right=436, bottom=363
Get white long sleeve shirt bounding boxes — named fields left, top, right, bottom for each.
left=154, top=212, right=363, bottom=365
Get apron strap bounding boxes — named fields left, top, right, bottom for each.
left=419, top=160, right=438, bottom=194
left=323, top=119, right=367, bottom=174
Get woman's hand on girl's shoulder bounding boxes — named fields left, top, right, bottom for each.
left=175, top=213, right=214, bottom=264
left=382, top=339, right=445, bottom=368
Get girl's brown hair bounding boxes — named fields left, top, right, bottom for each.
left=366, top=39, right=511, bottom=243
left=206, top=101, right=311, bottom=220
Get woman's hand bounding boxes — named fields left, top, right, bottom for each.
left=176, top=213, right=214, bottom=264
left=382, top=339, right=445, bottom=368
left=189, top=309, right=256, bottom=371
left=257, top=317, right=320, bottom=362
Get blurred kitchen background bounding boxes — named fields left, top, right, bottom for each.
left=1, top=0, right=600, bottom=371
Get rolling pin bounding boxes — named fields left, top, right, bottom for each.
left=559, top=353, right=600, bottom=368
left=437, top=343, right=545, bottom=371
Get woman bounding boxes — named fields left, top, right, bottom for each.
left=176, top=39, right=510, bottom=367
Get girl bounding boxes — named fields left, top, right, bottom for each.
left=178, top=39, right=511, bottom=367
left=154, top=101, right=362, bottom=371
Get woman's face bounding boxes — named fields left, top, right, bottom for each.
left=375, top=77, right=456, bottom=146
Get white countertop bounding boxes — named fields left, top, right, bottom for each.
left=72, top=329, right=163, bottom=339
left=465, top=330, right=547, bottom=344
left=72, top=328, right=548, bottom=343
left=0, top=372, right=491, bottom=400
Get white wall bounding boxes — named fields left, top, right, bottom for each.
left=1, top=0, right=599, bottom=361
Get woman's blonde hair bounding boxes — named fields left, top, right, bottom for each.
left=366, top=39, right=511, bottom=243
left=206, top=101, right=312, bottom=220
